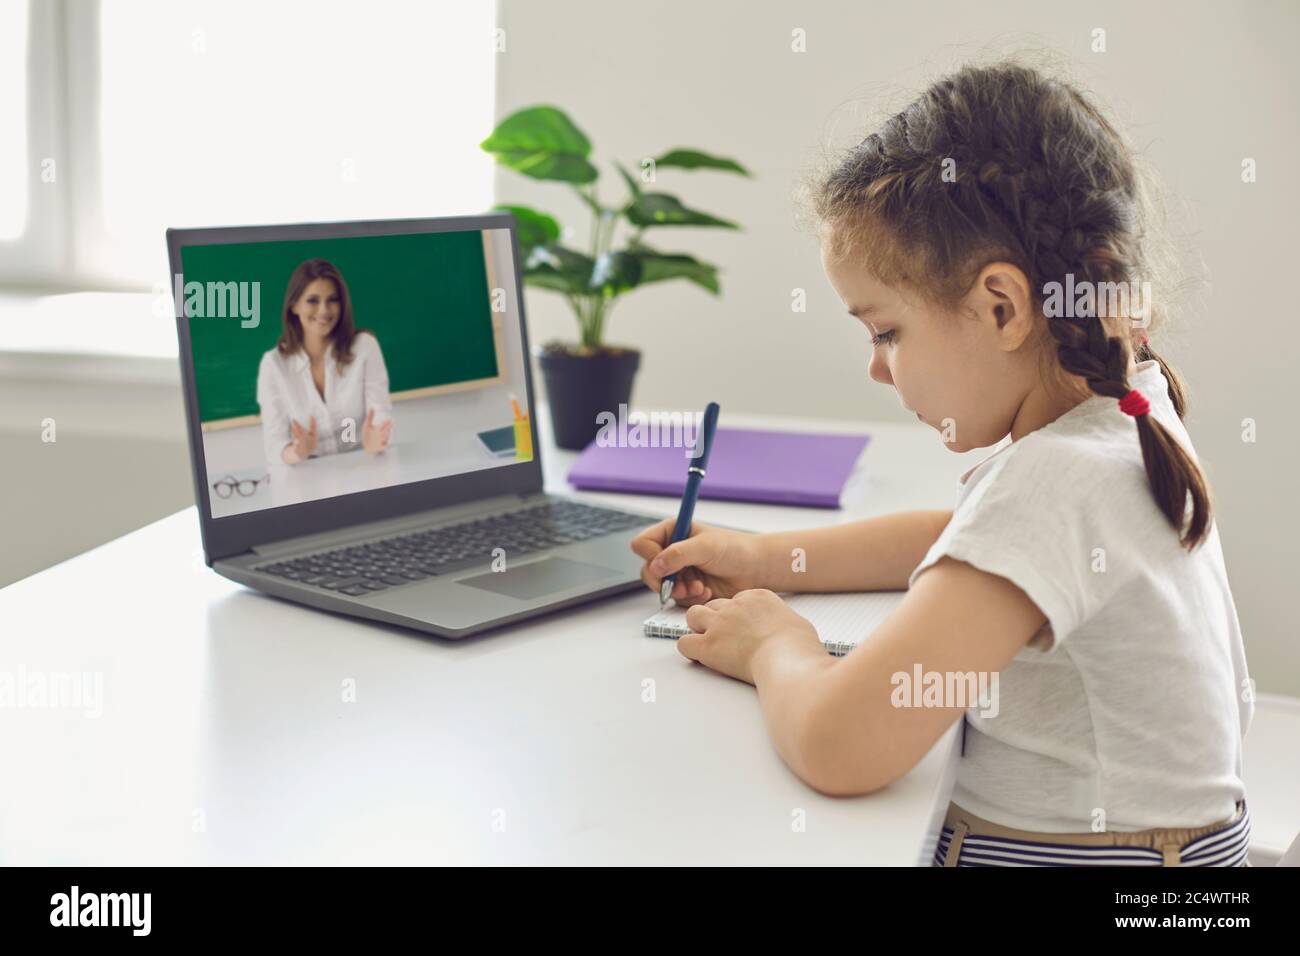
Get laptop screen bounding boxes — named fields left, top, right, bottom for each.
left=176, top=225, right=534, bottom=520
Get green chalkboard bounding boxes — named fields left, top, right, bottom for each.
left=181, top=230, right=500, bottom=424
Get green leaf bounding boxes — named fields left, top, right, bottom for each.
left=482, top=106, right=592, bottom=156
left=496, top=152, right=599, bottom=184
left=654, top=149, right=752, bottom=176
left=524, top=271, right=584, bottom=294
left=480, top=106, right=599, bottom=183
left=493, top=204, right=560, bottom=254
left=624, top=193, right=740, bottom=229
left=633, top=248, right=721, bottom=294
left=523, top=244, right=595, bottom=295
left=589, top=251, right=643, bottom=296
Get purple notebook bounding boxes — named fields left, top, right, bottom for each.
left=566, top=427, right=871, bottom=508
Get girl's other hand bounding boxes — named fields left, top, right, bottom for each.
left=677, top=589, right=821, bottom=685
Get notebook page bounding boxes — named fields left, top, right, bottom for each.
left=643, top=590, right=906, bottom=656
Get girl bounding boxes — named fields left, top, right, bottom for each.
left=257, top=258, right=394, bottom=466
left=630, top=61, right=1252, bottom=867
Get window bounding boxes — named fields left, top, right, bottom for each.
left=0, top=0, right=28, bottom=240
left=1, top=0, right=497, bottom=290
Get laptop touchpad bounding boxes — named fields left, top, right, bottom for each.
left=455, top=557, right=617, bottom=601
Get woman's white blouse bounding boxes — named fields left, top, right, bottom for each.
left=256, top=331, right=393, bottom=465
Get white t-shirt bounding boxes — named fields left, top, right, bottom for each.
left=256, top=331, right=393, bottom=466
left=908, top=359, right=1252, bottom=832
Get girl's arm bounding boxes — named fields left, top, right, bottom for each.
left=750, top=555, right=1046, bottom=795
left=757, top=509, right=953, bottom=593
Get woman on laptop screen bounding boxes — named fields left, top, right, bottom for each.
left=256, top=258, right=394, bottom=465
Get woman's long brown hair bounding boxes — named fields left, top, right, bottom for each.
left=276, top=258, right=366, bottom=370
left=805, top=61, right=1213, bottom=551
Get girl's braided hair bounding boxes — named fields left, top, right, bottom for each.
left=807, top=61, right=1212, bottom=550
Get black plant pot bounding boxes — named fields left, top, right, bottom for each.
left=536, top=345, right=641, bottom=451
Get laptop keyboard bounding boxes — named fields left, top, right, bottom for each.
left=253, top=500, right=650, bottom=596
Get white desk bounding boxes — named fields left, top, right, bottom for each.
left=0, top=404, right=992, bottom=865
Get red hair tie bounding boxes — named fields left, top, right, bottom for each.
left=1119, top=389, right=1150, bottom=417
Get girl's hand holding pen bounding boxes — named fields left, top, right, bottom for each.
left=630, top=518, right=766, bottom=607
left=631, top=520, right=824, bottom=683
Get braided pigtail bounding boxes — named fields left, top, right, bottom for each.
left=807, top=61, right=1214, bottom=550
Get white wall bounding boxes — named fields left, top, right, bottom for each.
left=0, top=370, right=192, bottom=587
left=495, top=0, right=1300, bottom=693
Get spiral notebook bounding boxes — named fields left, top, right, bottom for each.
left=643, top=590, right=907, bottom=657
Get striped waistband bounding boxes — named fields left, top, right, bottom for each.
left=932, top=801, right=1251, bottom=867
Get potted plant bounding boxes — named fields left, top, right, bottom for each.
left=480, top=105, right=751, bottom=450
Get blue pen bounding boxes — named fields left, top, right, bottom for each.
left=659, top=401, right=721, bottom=608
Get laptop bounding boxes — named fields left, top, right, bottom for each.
left=166, top=212, right=663, bottom=638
